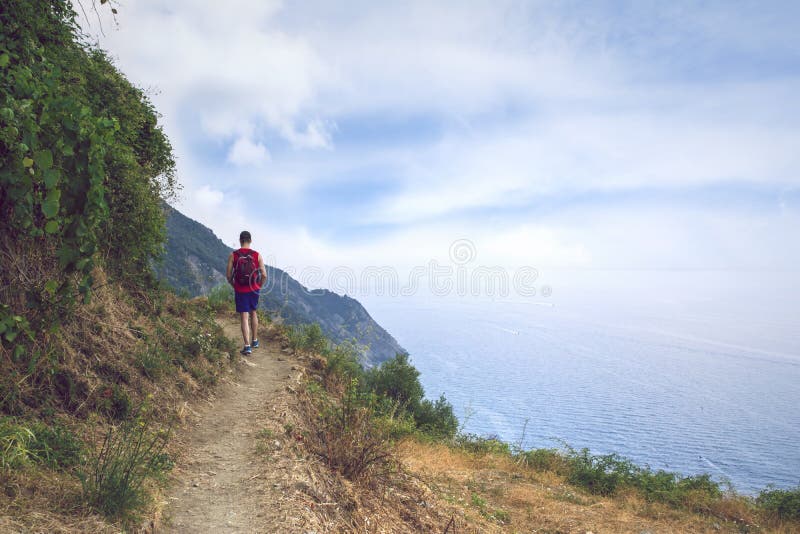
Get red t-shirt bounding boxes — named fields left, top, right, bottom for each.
left=231, top=248, right=263, bottom=293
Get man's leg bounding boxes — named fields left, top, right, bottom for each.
left=240, top=312, right=251, bottom=346
left=250, top=310, right=259, bottom=343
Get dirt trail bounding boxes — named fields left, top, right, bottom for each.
left=161, top=318, right=297, bottom=533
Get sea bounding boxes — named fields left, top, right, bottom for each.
left=360, top=270, right=800, bottom=494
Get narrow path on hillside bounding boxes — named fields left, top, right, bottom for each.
left=161, top=318, right=296, bottom=533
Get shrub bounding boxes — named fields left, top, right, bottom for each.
left=78, top=415, right=173, bottom=521
left=564, top=447, right=723, bottom=508
left=364, top=353, right=423, bottom=409
left=375, top=410, right=418, bottom=440
left=757, top=487, right=800, bottom=520
left=454, top=434, right=512, bottom=456
left=287, top=323, right=329, bottom=354
left=324, top=340, right=364, bottom=382
left=414, top=395, right=458, bottom=439
left=310, top=379, right=392, bottom=480
left=565, top=449, right=635, bottom=496
left=207, top=284, right=233, bottom=313
left=518, top=448, right=568, bottom=473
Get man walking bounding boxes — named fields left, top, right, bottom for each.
left=226, top=231, right=268, bottom=355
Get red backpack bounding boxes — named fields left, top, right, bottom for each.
left=232, top=250, right=259, bottom=286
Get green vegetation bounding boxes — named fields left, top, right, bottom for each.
left=362, top=352, right=458, bottom=439
left=207, top=283, right=234, bottom=313
left=564, top=448, right=721, bottom=508
left=287, top=322, right=329, bottom=354
left=1, top=0, right=175, bottom=336
left=135, top=342, right=171, bottom=380
left=453, top=432, right=725, bottom=513
left=297, top=323, right=458, bottom=442
left=1, top=416, right=82, bottom=470
left=26, top=418, right=83, bottom=469
left=0, top=6, right=234, bottom=526
left=757, top=487, right=800, bottom=520
left=470, top=492, right=510, bottom=524
left=78, top=412, right=173, bottom=521
left=0, top=418, right=37, bottom=469
left=1, top=0, right=193, bottom=416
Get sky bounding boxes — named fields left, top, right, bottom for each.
left=80, top=0, right=800, bottom=291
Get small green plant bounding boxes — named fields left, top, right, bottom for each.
left=490, top=509, right=511, bottom=524
left=1, top=418, right=83, bottom=471
left=28, top=420, right=83, bottom=469
left=78, top=415, right=173, bottom=520
left=95, top=385, right=132, bottom=421
left=550, top=489, right=595, bottom=506
left=757, top=487, right=800, bottom=520
left=0, top=418, right=37, bottom=470
left=471, top=492, right=487, bottom=509
left=135, top=344, right=170, bottom=379
left=257, top=428, right=275, bottom=440
left=0, top=371, right=24, bottom=415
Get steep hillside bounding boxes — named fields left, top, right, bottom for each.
left=158, top=205, right=406, bottom=366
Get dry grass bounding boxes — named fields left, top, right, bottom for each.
left=395, top=439, right=797, bottom=534
left=0, top=469, right=118, bottom=533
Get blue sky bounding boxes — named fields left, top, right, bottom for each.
left=83, top=0, right=799, bottom=281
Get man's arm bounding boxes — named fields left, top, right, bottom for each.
left=226, top=253, right=234, bottom=286
left=258, top=255, right=267, bottom=284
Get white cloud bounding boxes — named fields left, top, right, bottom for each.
left=80, top=1, right=800, bottom=273
left=280, top=119, right=334, bottom=150
left=194, top=185, right=224, bottom=208
left=227, top=136, right=270, bottom=167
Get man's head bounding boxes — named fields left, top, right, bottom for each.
left=239, top=230, right=252, bottom=246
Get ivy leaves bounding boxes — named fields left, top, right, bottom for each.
left=33, top=148, right=52, bottom=170
left=1, top=0, right=176, bottom=348
left=1, top=2, right=112, bottom=327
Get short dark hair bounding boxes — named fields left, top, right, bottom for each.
left=239, top=231, right=251, bottom=243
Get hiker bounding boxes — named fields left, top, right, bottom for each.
left=226, top=231, right=268, bottom=356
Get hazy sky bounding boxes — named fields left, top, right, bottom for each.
left=82, top=1, right=800, bottom=279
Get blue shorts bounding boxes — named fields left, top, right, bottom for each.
left=234, top=290, right=260, bottom=313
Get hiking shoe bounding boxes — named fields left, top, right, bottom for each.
left=240, top=345, right=252, bottom=356
left=252, top=339, right=259, bottom=349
